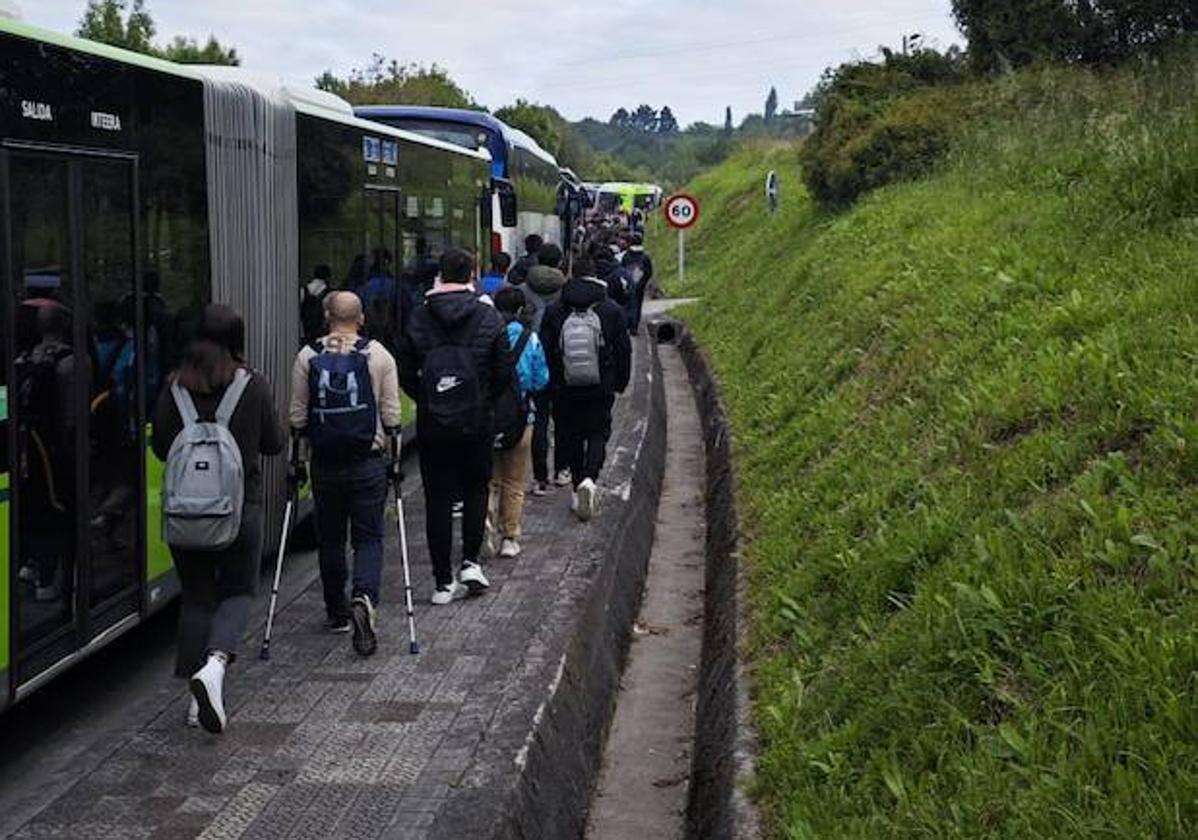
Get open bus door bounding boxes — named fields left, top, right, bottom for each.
left=1, top=146, right=143, bottom=704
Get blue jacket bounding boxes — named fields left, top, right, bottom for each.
left=506, top=320, right=549, bottom=419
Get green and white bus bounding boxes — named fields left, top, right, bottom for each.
left=0, top=17, right=492, bottom=709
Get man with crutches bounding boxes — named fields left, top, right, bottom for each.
left=287, top=291, right=403, bottom=657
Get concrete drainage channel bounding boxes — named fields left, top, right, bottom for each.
left=585, top=315, right=761, bottom=840
left=587, top=331, right=708, bottom=839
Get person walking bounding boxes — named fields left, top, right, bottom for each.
left=479, top=251, right=511, bottom=297
left=591, top=238, right=630, bottom=308
left=621, top=233, right=654, bottom=335
left=399, top=248, right=512, bottom=604
left=289, top=291, right=402, bottom=657
left=523, top=242, right=569, bottom=493
left=151, top=304, right=285, bottom=734
left=507, top=234, right=542, bottom=286
left=300, top=264, right=332, bottom=346
left=488, top=287, right=548, bottom=556
left=540, top=251, right=632, bottom=521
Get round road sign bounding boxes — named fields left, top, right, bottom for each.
left=664, top=193, right=700, bottom=230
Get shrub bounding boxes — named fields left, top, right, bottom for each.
left=800, top=49, right=967, bottom=208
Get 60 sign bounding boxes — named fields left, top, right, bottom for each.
left=663, top=193, right=700, bottom=230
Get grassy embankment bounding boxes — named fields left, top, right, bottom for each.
left=650, top=52, right=1196, bottom=838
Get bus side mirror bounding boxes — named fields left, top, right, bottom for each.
left=494, top=179, right=517, bottom=227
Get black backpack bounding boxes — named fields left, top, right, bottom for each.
left=492, top=327, right=533, bottom=451
left=419, top=309, right=488, bottom=441
left=15, top=344, right=71, bottom=434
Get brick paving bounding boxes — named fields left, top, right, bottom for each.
left=9, top=342, right=655, bottom=840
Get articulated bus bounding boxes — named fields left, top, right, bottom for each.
left=0, top=17, right=492, bottom=710
left=354, top=106, right=566, bottom=259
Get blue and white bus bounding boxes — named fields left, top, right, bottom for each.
left=354, top=106, right=564, bottom=260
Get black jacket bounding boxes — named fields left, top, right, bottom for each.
left=399, top=289, right=512, bottom=427
left=540, top=277, right=631, bottom=397
left=621, top=248, right=654, bottom=289
left=593, top=251, right=630, bottom=306
left=508, top=252, right=537, bottom=286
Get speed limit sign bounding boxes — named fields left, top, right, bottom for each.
left=664, top=193, right=700, bottom=229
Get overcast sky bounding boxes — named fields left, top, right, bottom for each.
left=22, top=0, right=962, bottom=127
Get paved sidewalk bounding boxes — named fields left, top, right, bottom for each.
left=9, top=341, right=657, bottom=840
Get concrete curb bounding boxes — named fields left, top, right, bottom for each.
left=424, top=336, right=668, bottom=840
left=664, top=321, right=763, bottom=840
left=503, top=336, right=667, bottom=840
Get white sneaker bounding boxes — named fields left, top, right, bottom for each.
left=531, top=481, right=549, bottom=497
left=189, top=652, right=227, bottom=734
left=575, top=478, right=597, bottom=522
left=459, top=561, right=490, bottom=595
left=553, top=469, right=572, bottom=487
left=186, top=697, right=199, bottom=728
left=350, top=594, right=378, bottom=657
left=431, top=580, right=467, bottom=605
left=452, top=500, right=464, bottom=518
left=35, top=578, right=60, bottom=602
left=499, top=539, right=522, bottom=558
left=570, top=491, right=580, bottom=515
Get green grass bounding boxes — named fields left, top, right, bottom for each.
left=651, top=52, right=1197, bottom=838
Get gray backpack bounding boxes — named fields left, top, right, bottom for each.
left=162, top=368, right=250, bottom=551
left=561, top=304, right=604, bottom=387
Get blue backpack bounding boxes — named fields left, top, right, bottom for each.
left=307, top=338, right=377, bottom=462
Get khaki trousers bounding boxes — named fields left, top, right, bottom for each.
left=489, top=427, right=533, bottom=540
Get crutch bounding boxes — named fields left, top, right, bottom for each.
left=389, top=428, right=420, bottom=655
left=260, top=432, right=302, bottom=661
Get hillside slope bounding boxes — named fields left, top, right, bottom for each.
left=651, top=54, right=1197, bottom=838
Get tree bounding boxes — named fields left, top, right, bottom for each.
left=610, top=107, right=630, bottom=128
left=77, top=0, right=154, bottom=53
left=160, top=35, right=239, bottom=65
left=76, top=0, right=239, bottom=65
left=724, top=106, right=733, bottom=134
left=631, top=104, right=658, bottom=133
left=315, top=55, right=476, bottom=108
left=657, top=106, right=679, bottom=134
left=494, top=99, right=562, bottom=154
left=765, top=86, right=779, bottom=123
left=951, top=0, right=1196, bottom=72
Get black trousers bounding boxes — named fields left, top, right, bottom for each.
left=418, top=434, right=492, bottom=587
left=531, top=390, right=565, bottom=483
left=553, top=392, right=615, bottom=489
left=172, top=503, right=263, bottom=677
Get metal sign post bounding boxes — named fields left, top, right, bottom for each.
left=678, top=228, right=686, bottom=285
left=663, top=192, right=700, bottom=286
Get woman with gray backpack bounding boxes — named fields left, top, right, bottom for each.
left=152, top=304, right=285, bottom=734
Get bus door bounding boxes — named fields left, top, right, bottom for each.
left=2, top=147, right=142, bottom=695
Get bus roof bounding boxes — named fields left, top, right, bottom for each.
left=354, top=105, right=557, bottom=167
left=0, top=14, right=199, bottom=78
left=191, top=68, right=490, bottom=163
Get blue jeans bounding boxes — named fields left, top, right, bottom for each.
left=313, top=457, right=387, bottom=619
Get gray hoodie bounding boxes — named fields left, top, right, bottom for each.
left=524, top=265, right=567, bottom=331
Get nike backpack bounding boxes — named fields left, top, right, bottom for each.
left=307, top=337, right=378, bottom=462
left=162, top=368, right=250, bottom=551
left=492, top=327, right=534, bottom=451
left=561, top=304, right=604, bottom=387
left=419, top=311, right=487, bottom=440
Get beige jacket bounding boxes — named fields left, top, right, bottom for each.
left=289, top=332, right=402, bottom=453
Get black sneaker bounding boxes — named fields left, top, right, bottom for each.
left=350, top=595, right=378, bottom=656
left=324, top=616, right=351, bottom=633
